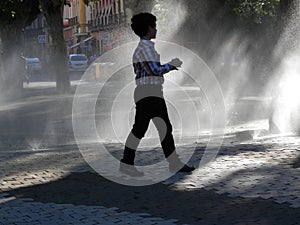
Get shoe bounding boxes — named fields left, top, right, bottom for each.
left=119, top=163, right=144, bottom=177
left=178, top=164, right=195, bottom=173
left=169, top=164, right=195, bottom=173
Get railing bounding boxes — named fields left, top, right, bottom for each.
left=64, top=16, right=79, bottom=28
left=69, top=16, right=79, bottom=27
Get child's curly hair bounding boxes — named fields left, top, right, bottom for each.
left=131, top=13, right=156, bottom=38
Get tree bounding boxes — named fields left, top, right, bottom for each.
left=225, top=0, right=280, bottom=24
left=39, top=0, right=168, bottom=93
left=0, top=0, right=73, bottom=95
left=39, top=0, right=71, bottom=93
left=0, top=0, right=40, bottom=98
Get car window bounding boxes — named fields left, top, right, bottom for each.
left=26, top=58, right=40, bottom=63
left=70, top=55, right=87, bottom=61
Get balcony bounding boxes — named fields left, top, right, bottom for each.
left=88, top=13, right=126, bottom=31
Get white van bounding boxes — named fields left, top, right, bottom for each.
left=68, top=54, right=88, bottom=71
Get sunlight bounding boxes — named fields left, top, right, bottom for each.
left=152, top=1, right=187, bottom=41
left=272, top=54, right=300, bottom=133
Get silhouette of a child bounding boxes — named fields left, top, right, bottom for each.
left=120, top=12, right=195, bottom=176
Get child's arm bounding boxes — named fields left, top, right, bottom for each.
left=142, top=60, right=172, bottom=76
left=137, top=46, right=182, bottom=76
left=137, top=47, right=180, bottom=76
left=145, top=59, right=182, bottom=75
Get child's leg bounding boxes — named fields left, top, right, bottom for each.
left=121, top=98, right=151, bottom=165
left=152, top=98, right=180, bottom=162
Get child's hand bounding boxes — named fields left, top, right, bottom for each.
left=169, top=58, right=183, bottom=69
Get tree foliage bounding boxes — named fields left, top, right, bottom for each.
left=0, top=0, right=40, bottom=28
left=0, top=0, right=40, bottom=97
left=225, top=0, right=280, bottom=23
left=0, top=0, right=73, bottom=94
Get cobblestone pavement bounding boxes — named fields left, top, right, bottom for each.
left=1, top=133, right=300, bottom=225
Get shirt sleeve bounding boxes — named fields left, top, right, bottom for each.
left=137, top=45, right=172, bottom=76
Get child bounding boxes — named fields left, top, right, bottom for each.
left=120, top=12, right=195, bottom=176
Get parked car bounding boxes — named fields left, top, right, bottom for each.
left=68, top=54, right=88, bottom=72
left=25, top=57, right=42, bottom=74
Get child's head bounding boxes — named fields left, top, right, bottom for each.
left=131, top=13, right=157, bottom=39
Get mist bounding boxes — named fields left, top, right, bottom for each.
left=86, top=0, right=300, bottom=146
left=265, top=2, right=300, bottom=133
left=150, top=0, right=300, bottom=137
left=1, top=0, right=299, bottom=152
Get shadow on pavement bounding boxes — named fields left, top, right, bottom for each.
left=6, top=171, right=300, bottom=225
left=292, top=156, right=300, bottom=168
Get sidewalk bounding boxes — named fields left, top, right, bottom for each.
left=0, top=83, right=300, bottom=224
left=1, top=134, right=300, bottom=225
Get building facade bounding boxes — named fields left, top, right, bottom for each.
left=63, top=0, right=95, bottom=56
left=87, top=0, right=128, bottom=55
left=23, top=0, right=129, bottom=63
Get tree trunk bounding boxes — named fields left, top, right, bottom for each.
left=39, top=0, right=71, bottom=93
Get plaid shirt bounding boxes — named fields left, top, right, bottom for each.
left=133, top=39, right=172, bottom=85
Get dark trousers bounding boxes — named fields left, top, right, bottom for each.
left=121, top=85, right=179, bottom=165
